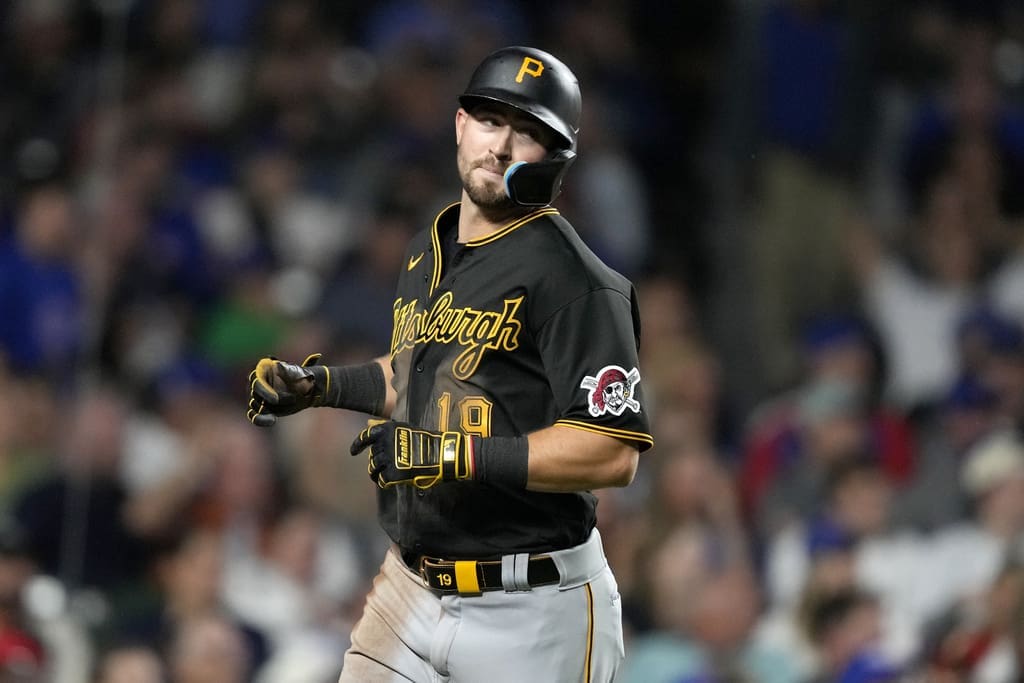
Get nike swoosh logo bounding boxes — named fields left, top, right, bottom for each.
left=407, top=252, right=424, bottom=271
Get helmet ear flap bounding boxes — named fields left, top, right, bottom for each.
left=503, top=150, right=576, bottom=207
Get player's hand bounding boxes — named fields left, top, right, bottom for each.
left=349, top=420, right=475, bottom=489
left=247, top=353, right=324, bottom=427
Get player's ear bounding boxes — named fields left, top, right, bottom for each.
left=455, top=108, right=468, bottom=145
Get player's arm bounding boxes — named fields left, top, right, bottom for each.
left=349, top=420, right=640, bottom=492
left=248, top=354, right=394, bottom=426
left=375, top=356, right=397, bottom=417
left=522, top=424, right=638, bottom=491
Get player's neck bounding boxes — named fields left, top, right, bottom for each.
left=457, top=195, right=530, bottom=242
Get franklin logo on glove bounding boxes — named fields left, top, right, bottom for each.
left=397, top=429, right=411, bottom=468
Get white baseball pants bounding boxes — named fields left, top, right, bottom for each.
left=339, top=529, right=624, bottom=682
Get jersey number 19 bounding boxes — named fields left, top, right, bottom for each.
left=437, top=392, right=493, bottom=437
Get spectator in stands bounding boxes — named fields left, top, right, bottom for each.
left=847, top=170, right=987, bottom=412
left=803, top=588, right=902, bottom=683
left=11, top=388, right=149, bottom=596
left=756, top=516, right=859, bottom=681
left=740, top=313, right=915, bottom=533
left=894, top=372, right=1002, bottom=531
left=919, top=429, right=1024, bottom=626
left=956, top=306, right=1024, bottom=428
left=0, top=183, right=84, bottom=382
left=764, top=456, right=924, bottom=667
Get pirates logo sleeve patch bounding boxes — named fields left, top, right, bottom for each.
left=580, top=365, right=642, bottom=417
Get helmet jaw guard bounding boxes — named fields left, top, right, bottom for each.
left=459, top=46, right=581, bottom=206
left=503, top=150, right=576, bottom=207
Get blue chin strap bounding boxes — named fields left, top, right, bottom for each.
left=503, top=150, right=577, bottom=207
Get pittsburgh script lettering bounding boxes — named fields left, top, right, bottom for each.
left=390, top=293, right=524, bottom=380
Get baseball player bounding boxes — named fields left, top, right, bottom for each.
left=247, top=46, right=653, bottom=682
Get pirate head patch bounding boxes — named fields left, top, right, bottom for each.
left=580, top=365, right=642, bottom=417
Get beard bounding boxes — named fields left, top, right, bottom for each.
left=457, top=149, right=517, bottom=213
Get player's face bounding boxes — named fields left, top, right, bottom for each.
left=455, top=103, right=552, bottom=211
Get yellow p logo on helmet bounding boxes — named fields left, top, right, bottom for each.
left=515, top=57, right=544, bottom=83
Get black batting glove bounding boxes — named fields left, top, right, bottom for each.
left=349, top=420, right=475, bottom=489
left=247, top=353, right=327, bottom=427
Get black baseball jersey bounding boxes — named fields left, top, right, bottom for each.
left=382, top=202, right=653, bottom=559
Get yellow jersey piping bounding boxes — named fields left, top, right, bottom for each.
left=555, top=420, right=655, bottom=449
left=428, top=203, right=560, bottom=293
left=583, top=582, right=594, bottom=682
left=465, top=207, right=559, bottom=247
left=428, top=203, right=457, bottom=293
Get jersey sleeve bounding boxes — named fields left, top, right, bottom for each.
left=535, top=286, right=654, bottom=451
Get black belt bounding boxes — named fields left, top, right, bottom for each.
left=402, top=551, right=561, bottom=594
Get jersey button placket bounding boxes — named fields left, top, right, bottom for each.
left=448, top=249, right=466, bottom=285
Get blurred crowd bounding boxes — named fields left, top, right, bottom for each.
left=2, top=0, right=1024, bottom=682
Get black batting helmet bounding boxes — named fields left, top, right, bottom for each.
left=459, top=46, right=581, bottom=151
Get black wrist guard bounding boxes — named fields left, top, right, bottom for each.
left=309, top=362, right=386, bottom=416
left=471, top=435, right=529, bottom=489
